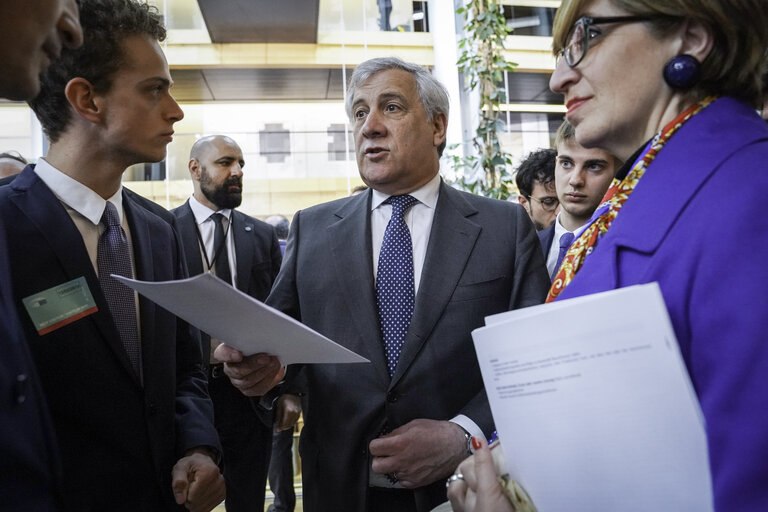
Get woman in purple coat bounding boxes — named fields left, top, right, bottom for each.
left=448, top=0, right=768, bottom=510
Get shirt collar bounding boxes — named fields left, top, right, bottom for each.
left=189, top=195, right=232, bottom=226
left=34, top=158, right=123, bottom=225
left=370, top=172, right=441, bottom=211
left=554, top=211, right=590, bottom=239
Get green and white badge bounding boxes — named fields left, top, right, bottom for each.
left=23, top=276, right=98, bottom=335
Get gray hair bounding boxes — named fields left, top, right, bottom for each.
left=345, top=57, right=449, bottom=155
left=345, top=57, right=449, bottom=123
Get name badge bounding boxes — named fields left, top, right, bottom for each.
left=22, top=277, right=98, bottom=335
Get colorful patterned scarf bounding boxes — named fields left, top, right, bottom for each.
left=547, top=96, right=716, bottom=302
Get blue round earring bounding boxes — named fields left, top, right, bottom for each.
left=663, top=54, right=701, bottom=89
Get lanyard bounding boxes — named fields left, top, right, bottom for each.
left=194, top=213, right=231, bottom=273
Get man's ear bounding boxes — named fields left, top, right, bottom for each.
left=432, top=112, right=448, bottom=150
left=189, top=158, right=201, bottom=181
left=64, top=78, right=102, bottom=124
left=518, top=195, right=531, bottom=214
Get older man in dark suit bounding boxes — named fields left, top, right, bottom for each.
left=216, top=57, right=550, bottom=512
left=0, top=1, right=224, bottom=510
left=173, top=135, right=282, bottom=512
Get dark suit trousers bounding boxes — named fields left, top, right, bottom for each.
left=209, top=369, right=272, bottom=512
left=268, top=428, right=295, bottom=511
left=368, top=488, right=417, bottom=512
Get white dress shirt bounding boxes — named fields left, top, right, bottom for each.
left=188, top=195, right=237, bottom=286
left=33, top=158, right=142, bottom=369
left=546, top=212, right=589, bottom=277
left=370, top=172, right=440, bottom=293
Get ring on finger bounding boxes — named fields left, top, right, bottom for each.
left=445, top=473, right=465, bottom=488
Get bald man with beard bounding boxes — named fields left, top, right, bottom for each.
left=172, top=135, right=283, bottom=512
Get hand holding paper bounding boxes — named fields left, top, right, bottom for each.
left=213, top=345, right=284, bottom=397
left=447, top=441, right=516, bottom=512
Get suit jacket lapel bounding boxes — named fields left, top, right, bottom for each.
left=232, top=212, right=254, bottom=293
left=327, top=191, right=390, bottom=385
left=391, top=182, right=481, bottom=387
left=176, top=200, right=205, bottom=276
left=172, top=199, right=214, bottom=365
left=10, top=170, right=139, bottom=383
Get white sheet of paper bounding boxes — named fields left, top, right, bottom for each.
left=114, top=273, right=369, bottom=365
left=472, top=283, right=712, bottom=512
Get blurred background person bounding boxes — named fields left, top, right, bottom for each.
left=0, top=151, right=28, bottom=179
left=514, top=148, right=558, bottom=231
left=265, top=214, right=290, bottom=254
left=172, top=134, right=282, bottom=512
left=449, top=0, right=768, bottom=510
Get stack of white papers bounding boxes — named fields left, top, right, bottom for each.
left=472, top=283, right=712, bottom=511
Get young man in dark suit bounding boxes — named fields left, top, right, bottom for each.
left=0, top=1, right=82, bottom=509
left=0, top=1, right=224, bottom=509
left=539, top=121, right=618, bottom=280
left=216, top=57, right=551, bottom=512
left=172, top=135, right=283, bottom=511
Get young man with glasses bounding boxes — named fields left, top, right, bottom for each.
left=541, top=120, right=620, bottom=280
left=515, top=148, right=559, bottom=231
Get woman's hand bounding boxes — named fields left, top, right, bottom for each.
left=446, top=438, right=515, bottom=512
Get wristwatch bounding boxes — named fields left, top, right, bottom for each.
left=459, top=426, right=473, bottom=454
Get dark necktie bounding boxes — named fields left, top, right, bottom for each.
left=97, top=201, right=140, bottom=374
left=376, top=194, right=419, bottom=376
left=552, top=231, right=575, bottom=281
left=212, top=213, right=232, bottom=286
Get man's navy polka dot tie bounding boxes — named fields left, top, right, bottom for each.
left=376, top=194, right=419, bottom=376
left=97, top=201, right=141, bottom=376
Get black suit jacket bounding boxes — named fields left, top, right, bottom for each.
left=171, top=199, right=282, bottom=365
left=538, top=223, right=555, bottom=257
left=0, top=166, right=220, bottom=510
left=268, top=180, right=550, bottom=511
left=0, top=217, right=62, bottom=510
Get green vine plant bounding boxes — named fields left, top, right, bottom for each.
left=447, top=0, right=517, bottom=200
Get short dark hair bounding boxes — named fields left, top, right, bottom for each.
left=515, top=148, right=556, bottom=198
left=29, top=0, right=166, bottom=142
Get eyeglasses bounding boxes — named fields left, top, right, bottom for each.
left=557, top=15, right=655, bottom=68
left=528, top=195, right=559, bottom=212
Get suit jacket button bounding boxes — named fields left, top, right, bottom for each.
left=14, top=373, right=27, bottom=404
left=147, top=403, right=157, bottom=416
left=386, top=391, right=398, bottom=403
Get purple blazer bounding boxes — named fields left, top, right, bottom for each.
left=559, top=97, right=768, bottom=511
